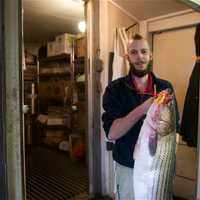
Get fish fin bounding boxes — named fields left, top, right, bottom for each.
left=133, top=134, right=142, bottom=160
left=133, top=143, right=139, bottom=160
left=148, top=133, right=158, bottom=156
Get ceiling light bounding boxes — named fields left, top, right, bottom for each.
left=189, top=0, right=200, bottom=4
left=78, top=21, right=86, bottom=32
left=180, top=0, right=200, bottom=7
left=72, top=0, right=84, bottom=5
left=179, top=0, right=200, bottom=11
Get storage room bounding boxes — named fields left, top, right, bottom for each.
left=22, top=0, right=88, bottom=199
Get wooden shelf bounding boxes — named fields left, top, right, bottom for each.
left=39, top=53, right=71, bottom=63
left=24, top=77, right=37, bottom=82
left=74, top=57, right=84, bottom=64
left=39, top=71, right=71, bottom=77
left=39, top=74, right=71, bottom=82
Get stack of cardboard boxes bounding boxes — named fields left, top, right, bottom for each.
left=47, top=33, right=74, bottom=57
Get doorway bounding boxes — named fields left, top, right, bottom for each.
left=0, top=0, right=7, bottom=198
left=23, top=0, right=89, bottom=199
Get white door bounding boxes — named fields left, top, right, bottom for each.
left=153, top=26, right=197, bottom=199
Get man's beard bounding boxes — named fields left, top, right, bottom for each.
left=129, top=62, right=152, bottom=78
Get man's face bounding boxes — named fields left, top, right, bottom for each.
left=127, top=39, right=152, bottom=77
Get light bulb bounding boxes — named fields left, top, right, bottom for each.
left=78, top=21, right=86, bottom=33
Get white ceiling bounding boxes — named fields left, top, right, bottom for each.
left=23, top=0, right=84, bottom=42
left=23, top=0, right=191, bottom=43
left=113, top=0, right=189, bottom=21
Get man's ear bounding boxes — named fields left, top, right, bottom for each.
left=150, top=52, right=153, bottom=60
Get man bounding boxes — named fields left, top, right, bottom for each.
left=102, top=33, right=180, bottom=200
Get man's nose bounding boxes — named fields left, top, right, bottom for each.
left=137, top=52, right=143, bottom=59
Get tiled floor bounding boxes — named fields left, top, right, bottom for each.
left=26, top=146, right=89, bottom=200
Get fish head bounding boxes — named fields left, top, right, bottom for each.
left=146, top=89, right=176, bottom=137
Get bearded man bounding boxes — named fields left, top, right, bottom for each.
left=102, top=33, right=180, bottom=200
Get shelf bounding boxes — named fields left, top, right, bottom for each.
left=40, top=67, right=71, bottom=75
left=26, top=62, right=37, bottom=65
left=76, top=81, right=85, bottom=86
left=39, top=73, right=71, bottom=80
left=74, top=65, right=84, bottom=75
left=24, top=78, right=37, bottom=82
left=39, top=73, right=71, bottom=76
left=37, top=48, right=83, bottom=132
left=39, top=53, right=71, bottom=63
left=74, top=57, right=84, bottom=64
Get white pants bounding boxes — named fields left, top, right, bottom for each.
left=115, top=162, right=134, bottom=200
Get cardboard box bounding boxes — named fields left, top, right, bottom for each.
left=55, top=33, right=74, bottom=55
left=38, top=80, right=72, bottom=102
left=47, top=41, right=57, bottom=57
left=47, top=117, right=64, bottom=125
left=43, top=130, right=68, bottom=146
left=75, top=37, right=86, bottom=58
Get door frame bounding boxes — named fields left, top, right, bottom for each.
left=85, top=0, right=102, bottom=195
left=4, top=0, right=25, bottom=199
left=2, top=0, right=103, bottom=198
left=0, top=0, right=8, bottom=198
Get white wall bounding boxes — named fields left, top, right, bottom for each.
left=107, top=2, right=138, bottom=53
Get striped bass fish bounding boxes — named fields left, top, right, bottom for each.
left=133, top=89, right=176, bottom=200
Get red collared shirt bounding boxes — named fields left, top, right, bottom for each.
left=132, top=74, right=153, bottom=95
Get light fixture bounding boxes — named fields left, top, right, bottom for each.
left=179, top=0, right=200, bottom=10
left=189, top=0, right=200, bottom=4
left=72, top=0, right=84, bottom=5
left=78, top=21, right=86, bottom=33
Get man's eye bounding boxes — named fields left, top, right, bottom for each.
left=130, top=50, right=137, bottom=55
left=141, top=50, right=148, bottom=54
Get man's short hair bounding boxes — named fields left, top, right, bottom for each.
left=132, top=33, right=144, bottom=40
left=127, top=33, right=151, bottom=52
